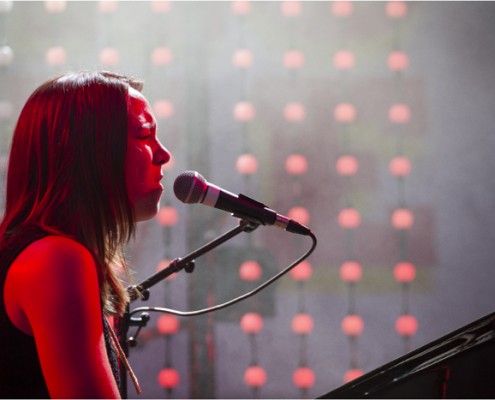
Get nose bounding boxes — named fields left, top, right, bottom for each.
left=154, top=138, right=171, bottom=165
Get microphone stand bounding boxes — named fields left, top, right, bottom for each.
left=114, top=219, right=259, bottom=398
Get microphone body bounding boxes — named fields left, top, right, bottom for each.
left=173, top=171, right=311, bottom=236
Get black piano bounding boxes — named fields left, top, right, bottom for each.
left=320, top=312, right=495, bottom=398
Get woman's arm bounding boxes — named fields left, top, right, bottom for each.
left=4, top=236, right=121, bottom=399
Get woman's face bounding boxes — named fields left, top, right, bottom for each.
left=126, top=88, right=171, bottom=221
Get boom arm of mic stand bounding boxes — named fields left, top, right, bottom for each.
left=115, top=219, right=259, bottom=398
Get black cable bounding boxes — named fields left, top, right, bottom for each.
left=129, top=231, right=317, bottom=318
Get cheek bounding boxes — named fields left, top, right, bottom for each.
left=126, top=146, right=152, bottom=193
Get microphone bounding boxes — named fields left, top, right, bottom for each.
left=173, top=171, right=311, bottom=236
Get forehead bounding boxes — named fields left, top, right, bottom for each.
left=128, top=88, right=155, bottom=125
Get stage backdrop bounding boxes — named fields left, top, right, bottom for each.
left=1, top=1, right=495, bottom=398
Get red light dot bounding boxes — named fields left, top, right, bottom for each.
left=389, top=104, right=411, bottom=124
left=284, top=50, right=304, bottom=69
left=341, top=314, right=364, bottom=336
left=338, top=208, right=360, bottom=229
left=336, top=155, right=358, bottom=176
left=344, top=369, right=364, bottom=383
left=288, top=207, right=310, bottom=225
left=284, top=102, right=305, bottom=122
left=290, top=260, right=313, bottom=281
left=157, top=314, right=180, bottom=335
left=236, top=154, right=258, bottom=175
left=285, top=154, right=308, bottom=175
left=292, top=313, right=314, bottom=335
left=100, top=47, right=119, bottom=66
left=232, top=49, right=253, bottom=68
left=334, top=50, right=355, bottom=70
left=244, top=365, right=267, bottom=387
left=331, top=1, right=353, bottom=17
left=157, top=206, right=179, bottom=226
left=45, top=46, right=66, bottom=66
left=293, top=367, right=316, bottom=389
left=98, top=0, right=117, bottom=13
left=389, top=156, right=411, bottom=177
left=281, top=0, right=301, bottom=16
left=158, top=368, right=180, bottom=389
left=154, top=99, right=174, bottom=119
left=395, top=314, right=418, bottom=336
left=240, top=312, right=263, bottom=334
left=155, top=259, right=177, bottom=280
left=392, top=208, right=414, bottom=229
left=386, top=1, right=407, bottom=18
left=45, top=1, right=66, bottom=13
left=388, top=51, right=408, bottom=71
left=334, top=103, right=356, bottom=123
left=152, top=47, right=172, bottom=65
left=340, top=261, right=362, bottom=282
left=239, top=260, right=262, bottom=281
left=232, top=0, right=250, bottom=15
left=151, top=0, right=171, bottom=13
left=234, top=101, right=255, bottom=121
left=394, top=262, right=416, bottom=283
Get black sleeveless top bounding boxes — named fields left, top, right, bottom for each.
left=0, top=227, right=121, bottom=398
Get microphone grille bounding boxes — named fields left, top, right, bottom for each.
left=173, top=171, right=207, bottom=204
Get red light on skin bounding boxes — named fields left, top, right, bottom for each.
left=334, top=103, right=356, bottom=123
left=344, top=369, right=364, bottom=383
left=341, top=314, right=364, bottom=336
left=338, top=208, right=360, bottom=229
left=288, top=207, right=310, bottom=225
left=236, top=154, right=258, bottom=175
left=293, top=367, right=316, bottom=389
left=285, top=154, right=308, bottom=175
left=281, top=0, right=301, bottom=16
left=232, top=0, right=250, bottom=15
left=336, top=155, right=358, bottom=176
left=392, top=208, right=413, bottom=229
left=389, top=104, right=411, bottom=124
left=290, top=260, right=313, bottom=281
left=331, top=1, right=353, bottom=17
left=100, top=47, right=119, bottom=66
left=395, top=314, right=418, bottom=336
left=284, top=102, right=305, bottom=122
left=388, top=51, right=408, bottom=71
left=284, top=50, right=304, bottom=69
left=334, top=50, right=355, bottom=70
left=153, top=100, right=174, bottom=119
left=157, top=206, right=178, bottom=226
left=394, top=262, right=416, bottom=283
left=234, top=101, right=255, bottom=121
left=152, top=47, right=173, bottom=66
left=45, top=47, right=66, bottom=66
left=292, top=313, right=314, bottom=335
left=244, top=365, right=267, bottom=387
left=162, top=154, right=175, bottom=172
left=340, top=261, right=362, bottom=282
left=386, top=1, right=407, bottom=18
left=389, top=156, right=411, bottom=177
left=158, top=368, right=180, bottom=388
left=232, top=49, right=253, bottom=68
left=239, top=260, right=262, bottom=281
left=240, top=312, right=263, bottom=334
left=151, top=0, right=171, bottom=13
left=157, top=314, right=180, bottom=335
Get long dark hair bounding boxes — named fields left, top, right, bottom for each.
left=0, top=71, right=143, bottom=315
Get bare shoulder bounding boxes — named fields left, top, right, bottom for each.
left=8, top=235, right=98, bottom=294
